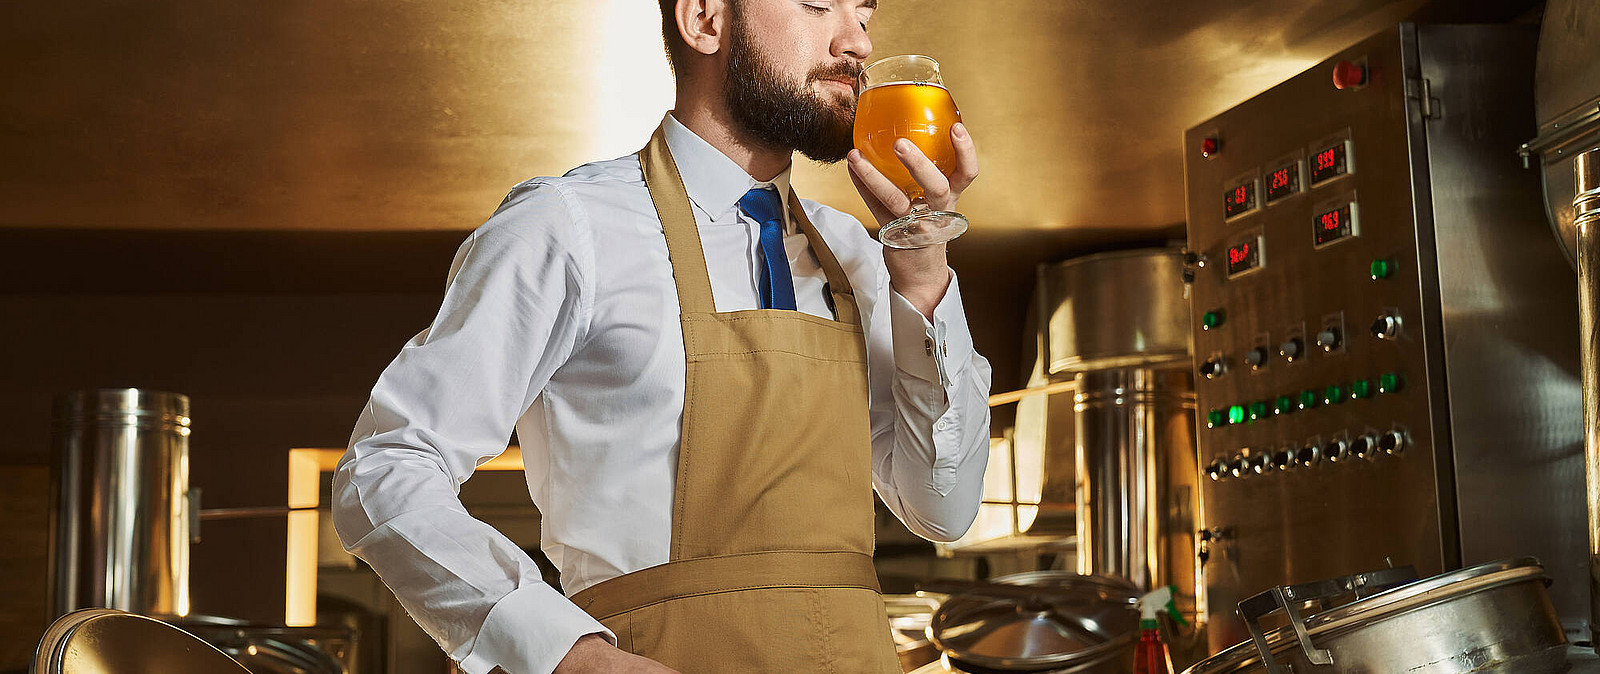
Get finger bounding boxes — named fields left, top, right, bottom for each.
left=949, top=122, right=979, bottom=194
left=848, top=149, right=912, bottom=218
left=895, top=139, right=953, bottom=206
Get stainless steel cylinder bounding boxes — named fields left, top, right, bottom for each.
left=1575, top=148, right=1600, bottom=649
left=1074, top=368, right=1198, bottom=599
left=1041, top=249, right=1192, bottom=375
left=49, top=388, right=192, bottom=618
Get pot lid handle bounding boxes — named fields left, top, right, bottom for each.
left=1237, top=565, right=1418, bottom=673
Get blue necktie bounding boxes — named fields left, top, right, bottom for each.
left=737, top=187, right=798, bottom=311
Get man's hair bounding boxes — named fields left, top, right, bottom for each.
left=659, top=0, right=684, bottom=73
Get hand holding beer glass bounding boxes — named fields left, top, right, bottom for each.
left=850, top=55, right=974, bottom=249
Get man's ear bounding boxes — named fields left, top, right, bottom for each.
left=676, top=0, right=731, bottom=57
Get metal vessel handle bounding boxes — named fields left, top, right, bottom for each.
left=1237, top=566, right=1417, bottom=673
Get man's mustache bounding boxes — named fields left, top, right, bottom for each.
left=808, top=62, right=864, bottom=86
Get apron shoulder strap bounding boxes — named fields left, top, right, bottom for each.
left=640, top=126, right=717, bottom=315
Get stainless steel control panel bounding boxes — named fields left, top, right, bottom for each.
left=1184, top=24, right=1584, bottom=650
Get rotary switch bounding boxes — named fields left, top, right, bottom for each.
left=1279, top=338, right=1305, bottom=363
left=1296, top=443, right=1321, bottom=467
left=1200, top=356, right=1228, bottom=380
left=1207, top=458, right=1229, bottom=481
left=1350, top=433, right=1378, bottom=460
left=1244, top=347, right=1269, bottom=371
left=1323, top=438, right=1350, bottom=462
left=1316, top=327, right=1343, bottom=352
left=1371, top=313, right=1402, bottom=340
left=1379, top=430, right=1407, bottom=455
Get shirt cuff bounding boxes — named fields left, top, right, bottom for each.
left=889, top=270, right=977, bottom=388
left=454, top=583, right=616, bottom=674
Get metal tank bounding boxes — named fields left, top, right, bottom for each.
left=49, top=388, right=193, bottom=618
left=1036, top=248, right=1198, bottom=615
left=1521, top=0, right=1600, bottom=650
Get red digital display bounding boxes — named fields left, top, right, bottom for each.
left=1266, top=162, right=1300, bottom=203
left=1314, top=202, right=1357, bottom=247
left=1223, top=179, right=1257, bottom=219
left=1226, top=237, right=1263, bottom=277
left=1310, top=141, right=1349, bottom=185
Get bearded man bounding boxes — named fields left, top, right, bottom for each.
left=331, top=1, right=991, bottom=672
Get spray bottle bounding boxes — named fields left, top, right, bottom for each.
left=1133, top=585, right=1187, bottom=674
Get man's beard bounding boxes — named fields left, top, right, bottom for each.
left=723, top=17, right=859, bottom=163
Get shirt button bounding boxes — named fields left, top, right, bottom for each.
left=924, top=338, right=934, bottom=356
left=935, top=419, right=950, bottom=431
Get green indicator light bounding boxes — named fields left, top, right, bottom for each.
left=1298, top=390, right=1319, bottom=410
left=1370, top=259, right=1393, bottom=280
left=1248, top=401, right=1268, bottom=422
left=1378, top=372, right=1402, bottom=394
left=1207, top=409, right=1225, bottom=428
left=1274, top=395, right=1294, bottom=415
left=1227, top=405, right=1247, bottom=425
left=1351, top=379, right=1373, bottom=399
left=1323, top=385, right=1345, bottom=405
left=1201, top=310, right=1225, bottom=331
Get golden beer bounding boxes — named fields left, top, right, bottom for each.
left=853, top=82, right=962, bottom=199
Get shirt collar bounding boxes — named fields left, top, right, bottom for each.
left=661, top=113, right=794, bottom=227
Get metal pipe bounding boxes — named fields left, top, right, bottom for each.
left=1575, top=148, right=1600, bottom=650
left=48, top=388, right=193, bottom=619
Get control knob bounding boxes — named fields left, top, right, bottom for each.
left=1206, top=458, right=1228, bottom=481
left=1279, top=338, right=1305, bottom=363
left=1248, top=453, right=1271, bottom=475
left=1272, top=448, right=1294, bottom=471
left=1244, top=347, right=1269, bottom=371
left=1316, top=327, right=1343, bottom=352
left=1296, top=443, right=1321, bottom=467
left=1350, top=433, right=1378, bottom=460
left=1200, top=356, right=1228, bottom=380
left=1323, top=438, right=1350, bottom=462
left=1371, top=313, right=1402, bottom=340
left=1379, top=430, right=1407, bottom=455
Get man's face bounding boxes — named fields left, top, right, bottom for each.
left=724, top=0, right=876, bottom=163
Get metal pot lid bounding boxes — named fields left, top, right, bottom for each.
left=928, top=570, right=1140, bottom=670
left=1184, top=558, right=1550, bottom=674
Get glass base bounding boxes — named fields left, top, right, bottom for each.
left=877, top=209, right=969, bottom=249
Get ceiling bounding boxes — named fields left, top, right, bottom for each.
left=3, top=0, right=1537, bottom=236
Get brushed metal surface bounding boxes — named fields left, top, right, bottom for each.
left=1073, top=369, right=1199, bottom=613
left=1183, top=24, right=1583, bottom=652
left=1532, top=0, right=1600, bottom=264
left=1419, top=22, right=1586, bottom=633
left=1041, top=249, right=1194, bottom=374
left=0, top=0, right=1432, bottom=233
left=1575, top=147, right=1600, bottom=647
left=33, top=608, right=250, bottom=674
left=48, top=389, right=193, bottom=620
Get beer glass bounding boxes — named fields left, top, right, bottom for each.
left=854, top=55, right=969, bottom=249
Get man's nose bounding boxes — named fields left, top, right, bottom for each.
left=834, top=16, right=872, bottom=62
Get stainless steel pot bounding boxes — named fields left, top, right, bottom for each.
left=1184, top=559, right=1567, bottom=674
left=927, top=571, right=1139, bottom=673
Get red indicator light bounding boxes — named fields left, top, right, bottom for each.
left=1201, top=136, right=1219, bottom=158
left=1333, top=60, right=1367, bottom=89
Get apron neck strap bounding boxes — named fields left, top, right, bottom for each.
left=640, top=124, right=862, bottom=325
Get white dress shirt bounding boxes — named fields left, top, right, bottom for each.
left=331, top=114, right=993, bottom=674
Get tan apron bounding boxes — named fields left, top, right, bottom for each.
left=566, top=126, right=901, bottom=673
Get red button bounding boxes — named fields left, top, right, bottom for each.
left=1333, top=60, right=1367, bottom=89
left=1201, top=136, right=1219, bottom=158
